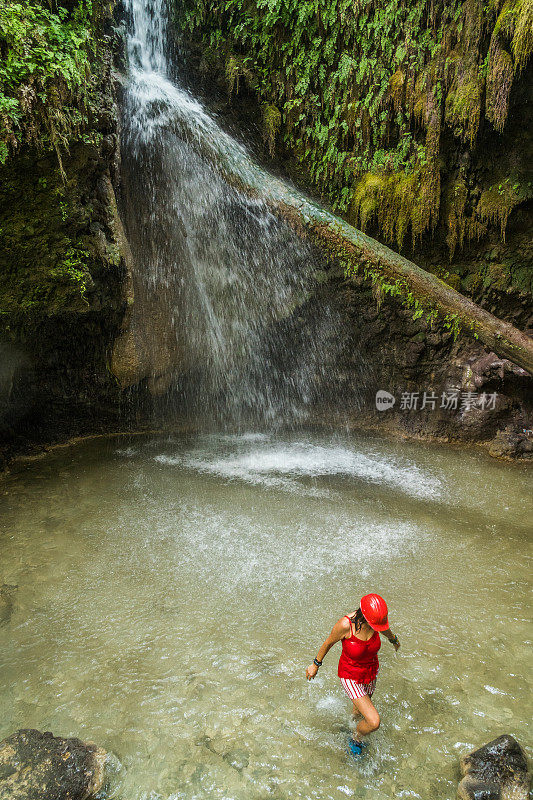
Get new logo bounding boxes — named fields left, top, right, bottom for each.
left=375, top=390, right=396, bottom=411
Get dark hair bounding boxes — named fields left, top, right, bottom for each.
left=350, top=607, right=366, bottom=632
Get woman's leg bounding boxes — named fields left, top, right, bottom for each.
left=352, top=694, right=380, bottom=740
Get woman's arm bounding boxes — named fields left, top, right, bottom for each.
left=382, top=628, right=400, bottom=651
left=305, top=617, right=350, bottom=680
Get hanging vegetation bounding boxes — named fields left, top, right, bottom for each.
left=179, top=0, right=533, bottom=253
left=0, top=0, right=108, bottom=169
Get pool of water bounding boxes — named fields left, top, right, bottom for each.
left=1, top=430, right=531, bottom=799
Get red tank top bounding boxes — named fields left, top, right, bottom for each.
left=338, top=615, right=380, bottom=682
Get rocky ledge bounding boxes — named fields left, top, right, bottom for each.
left=0, top=729, right=107, bottom=800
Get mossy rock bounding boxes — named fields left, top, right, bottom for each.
left=462, top=273, right=484, bottom=294
left=0, top=729, right=107, bottom=800
left=510, top=263, right=533, bottom=293
left=0, top=149, right=102, bottom=316
left=443, top=272, right=462, bottom=290
left=487, top=261, right=511, bottom=290
left=445, top=78, right=482, bottom=143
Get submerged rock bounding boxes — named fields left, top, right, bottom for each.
left=223, top=747, right=250, bottom=772
left=458, top=734, right=530, bottom=800
left=0, top=729, right=107, bottom=800
left=0, top=584, right=17, bottom=626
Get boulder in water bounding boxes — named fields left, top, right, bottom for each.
left=0, top=729, right=107, bottom=800
left=458, top=734, right=530, bottom=800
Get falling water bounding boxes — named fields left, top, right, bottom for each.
left=120, top=0, right=343, bottom=427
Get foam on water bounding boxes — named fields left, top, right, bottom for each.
left=152, top=436, right=442, bottom=501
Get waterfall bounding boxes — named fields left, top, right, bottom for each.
left=119, top=0, right=344, bottom=427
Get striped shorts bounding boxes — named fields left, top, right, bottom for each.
left=340, top=676, right=377, bottom=701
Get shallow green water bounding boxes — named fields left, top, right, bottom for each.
left=1, top=431, right=531, bottom=799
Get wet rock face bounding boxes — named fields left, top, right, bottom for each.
left=488, top=427, right=533, bottom=459
left=306, top=274, right=533, bottom=459
left=458, top=735, right=530, bottom=800
left=0, top=20, right=136, bottom=469
left=0, top=729, right=107, bottom=800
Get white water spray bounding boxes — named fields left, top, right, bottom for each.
left=120, top=0, right=345, bottom=426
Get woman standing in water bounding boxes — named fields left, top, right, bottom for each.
left=306, top=594, right=400, bottom=755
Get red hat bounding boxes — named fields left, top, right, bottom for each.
left=360, top=594, right=389, bottom=631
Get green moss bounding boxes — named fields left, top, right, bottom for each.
left=0, top=0, right=110, bottom=167
left=388, top=69, right=405, bottom=110
left=445, top=271, right=462, bottom=290
left=346, top=258, right=461, bottom=334
left=349, top=169, right=435, bottom=248
left=485, top=261, right=511, bottom=289
left=494, top=0, right=519, bottom=39
left=0, top=152, right=94, bottom=315
left=262, top=103, right=281, bottom=157
left=225, top=54, right=255, bottom=97
left=444, top=74, right=482, bottom=143
left=179, top=0, right=533, bottom=253
left=348, top=173, right=386, bottom=234
left=485, top=40, right=514, bottom=132
left=445, top=180, right=468, bottom=256
left=511, top=263, right=533, bottom=293
left=444, top=179, right=488, bottom=258
left=478, top=178, right=524, bottom=240
left=511, top=0, right=533, bottom=71
left=462, top=272, right=483, bottom=293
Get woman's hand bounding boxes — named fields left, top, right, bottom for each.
left=306, top=617, right=350, bottom=681
left=384, top=629, right=400, bottom=651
